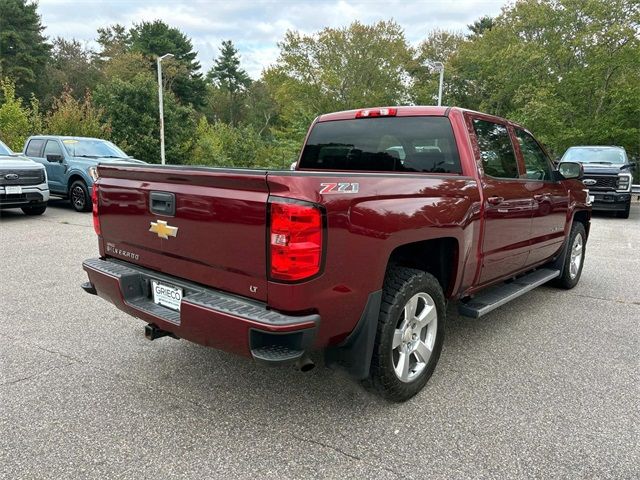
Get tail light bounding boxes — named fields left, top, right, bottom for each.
left=269, top=200, right=323, bottom=281
left=92, top=182, right=101, bottom=236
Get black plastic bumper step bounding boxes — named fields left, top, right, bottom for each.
left=459, top=268, right=560, bottom=318
left=251, top=345, right=305, bottom=364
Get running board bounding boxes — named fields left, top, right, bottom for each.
left=459, top=268, right=560, bottom=318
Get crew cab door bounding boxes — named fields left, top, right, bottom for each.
left=513, top=128, right=569, bottom=265
left=469, top=116, right=535, bottom=285
left=42, top=140, right=67, bottom=192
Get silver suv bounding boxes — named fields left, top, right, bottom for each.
left=0, top=139, right=49, bottom=215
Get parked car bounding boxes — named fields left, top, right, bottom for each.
left=23, top=136, right=144, bottom=212
left=560, top=146, right=635, bottom=218
left=81, top=106, right=591, bottom=402
left=0, top=139, right=49, bottom=215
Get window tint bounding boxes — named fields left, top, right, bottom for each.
left=472, top=119, right=519, bottom=179
left=26, top=139, right=45, bottom=157
left=299, top=116, right=462, bottom=174
left=44, top=140, right=63, bottom=157
left=515, top=129, right=553, bottom=181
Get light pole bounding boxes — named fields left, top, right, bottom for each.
left=425, top=60, right=445, bottom=106
left=157, top=53, right=174, bottom=165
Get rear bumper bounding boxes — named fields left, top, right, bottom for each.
left=82, top=257, right=319, bottom=364
left=591, top=192, right=630, bottom=211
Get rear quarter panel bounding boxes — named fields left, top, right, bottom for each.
left=266, top=172, right=482, bottom=347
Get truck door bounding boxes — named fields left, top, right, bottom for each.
left=469, top=116, right=535, bottom=285
left=513, top=128, right=569, bottom=265
left=42, top=140, right=67, bottom=193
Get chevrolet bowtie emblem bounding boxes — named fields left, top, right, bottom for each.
left=149, top=220, right=178, bottom=239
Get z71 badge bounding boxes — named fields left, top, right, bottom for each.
left=319, top=182, right=359, bottom=194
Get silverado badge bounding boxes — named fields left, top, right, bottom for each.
left=149, top=220, right=178, bottom=239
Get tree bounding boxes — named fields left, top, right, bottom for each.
left=45, top=88, right=109, bottom=138
left=207, top=40, right=251, bottom=125
left=412, top=29, right=465, bottom=105
left=95, top=24, right=130, bottom=64
left=448, top=0, right=640, bottom=159
left=0, top=0, right=51, bottom=100
left=0, top=77, right=41, bottom=150
left=129, top=20, right=206, bottom=107
left=468, top=16, right=494, bottom=38
left=41, top=38, right=101, bottom=107
left=265, top=20, right=413, bottom=147
left=94, top=72, right=196, bottom=164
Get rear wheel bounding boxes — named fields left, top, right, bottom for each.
left=21, top=204, right=47, bottom=216
left=69, top=180, right=91, bottom=212
left=368, top=266, right=445, bottom=402
left=554, top=222, right=586, bottom=289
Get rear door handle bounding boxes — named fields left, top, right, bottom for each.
left=150, top=191, right=176, bottom=216
left=486, top=196, right=504, bottom=206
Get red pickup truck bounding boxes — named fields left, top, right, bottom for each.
left=82, top=106, right=591, bottom=402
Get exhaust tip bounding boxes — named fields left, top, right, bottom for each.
left=295, top=355, right=315, bottom=372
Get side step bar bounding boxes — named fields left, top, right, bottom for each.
left=459, top=268, right=560, bottom=318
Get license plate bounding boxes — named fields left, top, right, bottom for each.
left=5, top=186, right=22, bottom=195
left=588, top=195, right=595, bottom=203
left=151, top=281, right=183, bottom=311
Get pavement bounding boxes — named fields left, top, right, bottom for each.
left=1, top=199, right=638, bottom=479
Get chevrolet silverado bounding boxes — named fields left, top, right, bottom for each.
left=81, top=106, right=591, bottom=402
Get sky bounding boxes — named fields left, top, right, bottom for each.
left=37, top=0, right=507, bottom=78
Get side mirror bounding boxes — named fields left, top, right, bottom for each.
left=557, top=161, right=583, bottom=180
left=46, top=154, right=64, bottom=163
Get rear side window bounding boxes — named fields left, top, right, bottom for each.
left=26, top=139, right=45, bottom=157
left=514, top=129, right=553, bottom=181
left=44, top=140, right=63, bottom=157
left=472, top=119, right=519, bottom=179
left=299, top=117, right=462, bottom=174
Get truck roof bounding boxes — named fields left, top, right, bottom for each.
left=316, top=106, right=522, bottom=128
left=27, top=135, right=108, bottom=142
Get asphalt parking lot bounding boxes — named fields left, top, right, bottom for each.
left=1, top=199, right=638, bottom=479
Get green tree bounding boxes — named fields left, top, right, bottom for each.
left=411, top=29, right=465, bottom=105
left=265, top=20, right=413, bottom=148
left=0, top=0, right=51, bottom=100
left=467, top=16, right=494, bottom=38
left=41, top=38, right=102, bottom=107
left=129, top=20, right=206, bottom=107
left=0, top=78, right=41, bottom=150
left=448, top=0, right=640, bottom=159
left=45, top=88, right=109, bottom=138
left=95, top=24, right=130, bottom=64
left=94, top=72, right=196, bottom=164
left=206, top=40, right=251, bottom=125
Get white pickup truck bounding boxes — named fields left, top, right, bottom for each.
left=0, top=139, right=49, bottom=215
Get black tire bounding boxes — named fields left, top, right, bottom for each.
left=616, top=201, right=631, bottom=219
left=69, top=180, right=91, bottom=212
left=21, top=204, right=47, bottom=216
left=368, top=266, right=446, bottom=402
left=553, top=222, right=586, bottom=289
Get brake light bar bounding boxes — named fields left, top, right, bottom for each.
left=269, top=199, right=324, bottom=282
left=355, top=108, right=397, bottom=118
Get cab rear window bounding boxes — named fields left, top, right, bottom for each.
left=299, top=116, right=462, bottom=174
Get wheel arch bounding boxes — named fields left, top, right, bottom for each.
left=386, top=237, right=459, bottom=298
left=572, top=209, right=591, bottom=239
left=67, top=172, right=91, bottom=193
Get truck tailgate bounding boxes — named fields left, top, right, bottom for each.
left=96, top=165, right=269, bottom=301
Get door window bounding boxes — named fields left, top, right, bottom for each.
left=25, top=139, right=45, bottom=157
left=472, top=119, right=519, bottom=179
left=515, top=129, right=553, bottom=181
left=44, top=140, right=64, bottom=157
